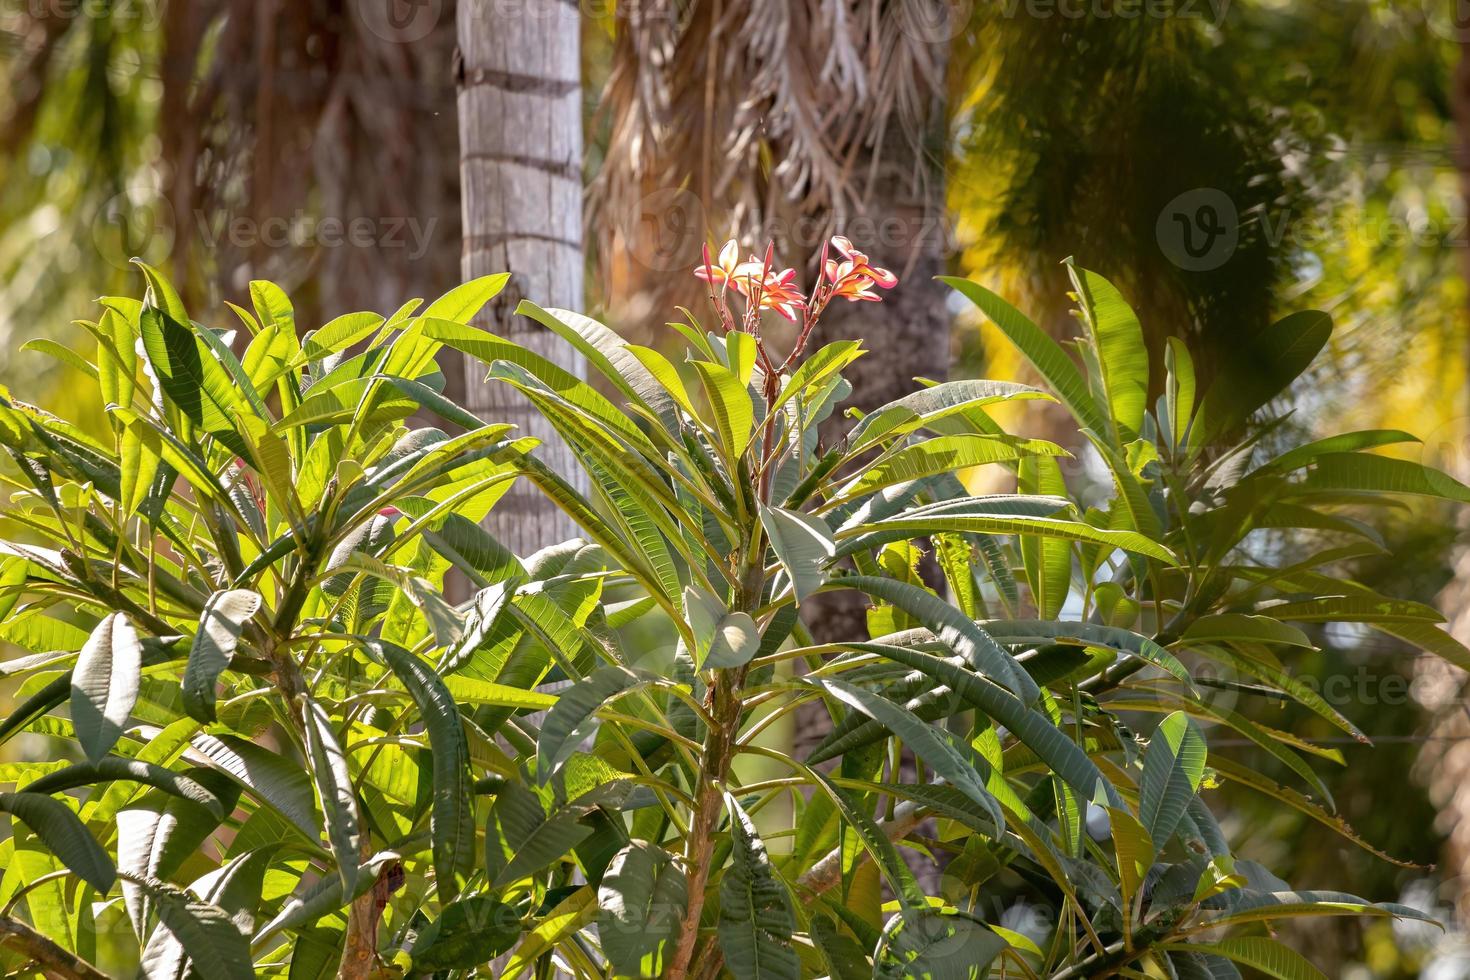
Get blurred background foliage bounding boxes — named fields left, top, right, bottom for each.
left=3, top=1, right=1469, bottom=975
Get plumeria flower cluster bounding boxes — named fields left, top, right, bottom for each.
left=694, top=234, right=897, bottom=374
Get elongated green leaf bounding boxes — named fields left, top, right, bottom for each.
left=374, top=641, right=474, bottom=900
left=691, top=359, right=756, bottom=460
left=1263, top=430, right=1420, bottom=473
left=300, top=312, right=385, bottom=361
left=842, top=575, right=1036, bottom=700
left=421, top=273, right=510, bottom=323
left=538, top=666, right=644, bottom=781
left=518, top=301, right=679, bottom=433
left=818, top=680, right=1005, bottom=829
left=835, top=434, right=1066, bottom=501
left=874, top=909, right=1007, bottom=980
left=183, top=590, right=262, bottom=723
left=1068, top=262, right=1149, bottom=440
left=410, top=895, right=520, bottom=971
left=1165, top=337, right=1196, bottom=449
left=1018, top=456, right=1070, bottom=618
left=301, top=696, right=360, bottom=892
left=136, top=876, right=254, bottom=980
left=851, top=502, right=1177, bottom=564
left=982, top=620, right=1191, bottom=688
left=192, top=734, right=320, bottom=839
left=598, top=841, right=689, bottom=978
left=1192, top=310, right=1332, bottom=449
left=1138, top=711, right=1207, bottom=851
left=71, top=614, right=141, bottom=764
left=719, top=791, right=800, bottom=980
left=1205, top=890, right=1438, bottom=928
left=23, top=757, right=225, bottom=818
left=0, top=792, right=114, bottom=892
left=500, top=886, right=598, bottom=980
left=844, top=378, right=1052, bottom=452
left=760, top=504, right=835, bottom=605
left=1168, top=937, right=1327, bottom=980
left=943, top=276, right=1107, bottom=433
left=1181, top=614, right=1313, bottom=648
left=1294, top=452, right=1470, bottom=502
left=818, top=641, right=1114, bottom=807
left=0, top=558, right=25, bottom=624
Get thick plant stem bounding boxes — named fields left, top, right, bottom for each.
left=667, top=668, right=744, bottom=979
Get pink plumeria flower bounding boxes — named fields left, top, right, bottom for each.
left=825, top=235, right=898, bottom=296
left=828, top=274, right=884, bottom=302
left=732, top=263, right=807, bottom=321
left=694, top=239, right=742, bottom=288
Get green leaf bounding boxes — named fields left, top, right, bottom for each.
left=300, top=696, right=360, bottom=893
left=0, top=792, right=115, bottom=892
left=942, top=276, right=1108, bottom=434
left=1205, top=890, right=1439, bottom=928
left=538, top=666, right=645, bottom=781
left=192, top=734, right=321, bottom=840
left=718, top=791, right=800, bottom=980
left=1068, top=262, right=1149, bottom=440
left=1018, top=456, right=1070, bottom=618
left=300, top=312, right=385, bottom=361
left=852, top=498, right=1177, bottom=564
left=136, top=877, right=254, bottom=980
left=22, top=757, right=225, bottom=818
left=705, top=611, right=761, bottom=669
left=691, top=358, right=756, bottom=460
left=0, top=558, right=26, bottom=623
left=1263, top=429, right=1420, bottom=474
left=1138, top=711, right=1207, bottom=851
left=760, top=504, right=835, bottom=606
left=874, top=909, right=1008, bottom=980
left=835, top=434, right=1067, bottom=501
left=1181, top=614, right=1313, bottom=648
left=500, top=886, right=598, bottom=980
left=71, top=614, right=142, bottom=764
left=1168, top=937, right=1327, bottom=980
left=842, top=575, right=1037, bottom=701
left=1192, top=310, right=1331, bottom=448
left=517, top=301, right=680, bottom=433
left=484, top=781, right=597, bottom=888
left=421, top=273, right=511, bottom=323
left=817, top=680, right=1005, bottom=829
left=1165, top=337, right=1197, bottom=449
left=410, top=895, right=520, bottom=971
left=981, top=620, right=1192, bottom=689
left=844, top=378, right=1053, bottom=452
left=1294, top=452, right=1470, bottom=502
left=374, top=641, right=475, bottom=901
left=598, top=841, right=689, bottom=978
left=182, top=590, right=262, bottom=723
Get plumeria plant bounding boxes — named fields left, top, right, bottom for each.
left=0, top=239, right=1463, bottom=978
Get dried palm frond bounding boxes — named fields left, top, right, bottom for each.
left=590, top=0, right=949, bottom=315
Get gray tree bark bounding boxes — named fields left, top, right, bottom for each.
left=457, top=0, right=588, bottom=557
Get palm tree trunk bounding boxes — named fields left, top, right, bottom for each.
left=457, top=0, right=588, bottom=556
